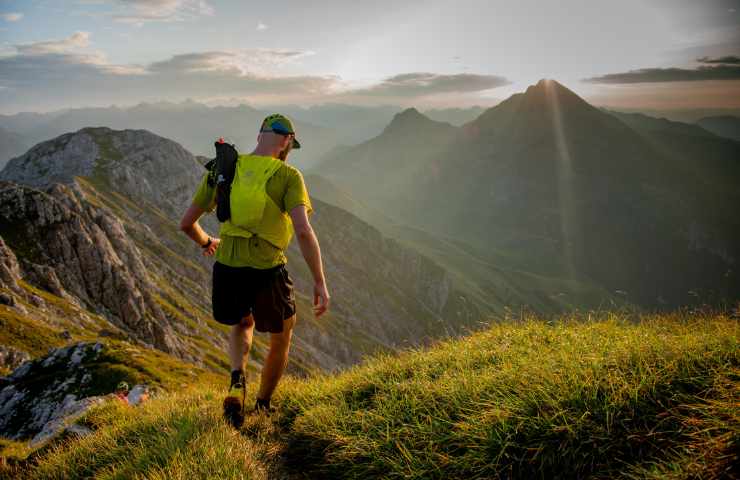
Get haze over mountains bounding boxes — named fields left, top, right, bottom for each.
left=312, top=79, right=740, bottom=308
left=0, top=102, right=488, bottom=172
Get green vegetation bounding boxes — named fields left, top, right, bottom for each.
left=84, top=339, right=221, bottom=397
left=4, top=385, right=267, bottom=480
left=0, top=305, right=65, bottom=360
left=2, top=311, right=737, bottom=479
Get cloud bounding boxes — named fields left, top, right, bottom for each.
left=352, top=72, right=510, bottom=97
left=256, top=21, right=268, bottom=31
left=148, top=49, right=315, bottom=76
left=583, top=64, right=740, bottom=84
left=0, top=32, right=508, bottom=112
left=15, top=31, right=91, bottom=55
left=111, top=0, right=214, bottom=24
left=697, top=55, right=740, bottom=64
left=0, top=39, right=333, bottom=111
left=1, top=12, right=23, bottom=22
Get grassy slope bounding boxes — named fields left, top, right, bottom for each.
left=2, top=311, right=737, bottom=479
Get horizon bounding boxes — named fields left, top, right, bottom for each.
left=1, top=1, right=739, bottom=115
left=3, top=77, right=740, bottom=120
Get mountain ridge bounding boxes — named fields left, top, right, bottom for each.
left=313, top=79, right=740, bottom=307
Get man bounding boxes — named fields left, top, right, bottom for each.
left=180, top=114, right=330, bottom=426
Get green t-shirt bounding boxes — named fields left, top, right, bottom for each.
left=192, top=155, right=313, bottom=269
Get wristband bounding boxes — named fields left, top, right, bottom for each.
left=202, top=237, right=212, bottom=249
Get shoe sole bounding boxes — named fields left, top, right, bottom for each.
left=223, top=396, right=245, bottom=428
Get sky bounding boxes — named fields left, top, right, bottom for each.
left=0, top=0, right=739, bottom=114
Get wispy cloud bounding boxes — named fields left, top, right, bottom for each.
left=15, top=31, right=91, bottom=55
left=110, top=0, right=214, bottom=25
left=584, top=65, right=740, bottom=84
left=256, top=21, right=268, bottom=31
left=1, top=12, right=23, bottom=22
left=352, top=72, right=510, bottom=97
left=148, top=49, right=315, bottom=76
left=0, top=36, right=330, bottom=111
left=697, top=55, right=740, bottom=64
left=0, top=32, right=509, bottom=112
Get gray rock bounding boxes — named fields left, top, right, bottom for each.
left=0, top=342, right=108, bottom=440
left=29, top=394, right=105, bottom=448
left=0, top=182, right=183, bottom=355
left=0, top=127, right=202, bottom=219
left=0, top=236, right=21, bottom=292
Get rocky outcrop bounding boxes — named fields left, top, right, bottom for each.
left=0, top=342, right=155, bottom=445
left=0, top=129, right=99, bottom=187
left=29, top=394, right=104, bottom=447
left=0, top=342, right=106, bottom=440
left=0, top=126, right=217, bottom=307
left=0, top=127, right=203, bottom=218
left=0, top=182, right=184, bottom=355
left=0, top=235, right=21, bottom=292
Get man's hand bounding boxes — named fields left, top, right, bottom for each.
left=202, top=238, right=220, bottom=256
left=313, top=282, right=330, bottom=318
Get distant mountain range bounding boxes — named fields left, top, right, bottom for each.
left=311, top=79, right=740, bottom=307
left=0, top=102, right=488, bottom=172
left=0, top=102, right=339, bottom=172
left=607, top=107, right=740, bottom=124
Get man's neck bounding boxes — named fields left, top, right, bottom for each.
left=250, top=146, right=280, bottom=159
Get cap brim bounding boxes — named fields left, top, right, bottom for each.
left=292, top=138, right=301, bottom=149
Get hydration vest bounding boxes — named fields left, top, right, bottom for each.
left=205, top=145, right=293, bottom=251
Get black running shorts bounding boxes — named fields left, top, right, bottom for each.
left=212, top=261, right=296, bottom=333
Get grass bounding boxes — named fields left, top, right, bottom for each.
left=2, top=310, right=737, bottom=479
left=0, top=304, right=65, bottom=359
left=3, top=385, right=268, bottom=480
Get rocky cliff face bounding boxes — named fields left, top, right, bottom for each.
left=0, top=181, right=184, bottom=355
left=0, top=236, right=21, bottom=293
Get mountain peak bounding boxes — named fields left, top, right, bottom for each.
left=520, top=79, right=589, bottom=107
left=468, top=79, right=597, bottom=132
left=382, top=107, right=455, bottom=136
left=0, top=127, right=202, bottom=216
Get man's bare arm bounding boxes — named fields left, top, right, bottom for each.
left=289, top=205, right=330, bottom=317
left=180, top=203, right=219, bottom=256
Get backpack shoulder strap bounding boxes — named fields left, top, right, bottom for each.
left=203, top=159, right=216, bottom=186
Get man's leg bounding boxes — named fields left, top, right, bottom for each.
left=229, top=313, right=255, bottom=372
left=256, top=313, right=297, bottom=403
left=223, top=314, right=255, bottom=427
